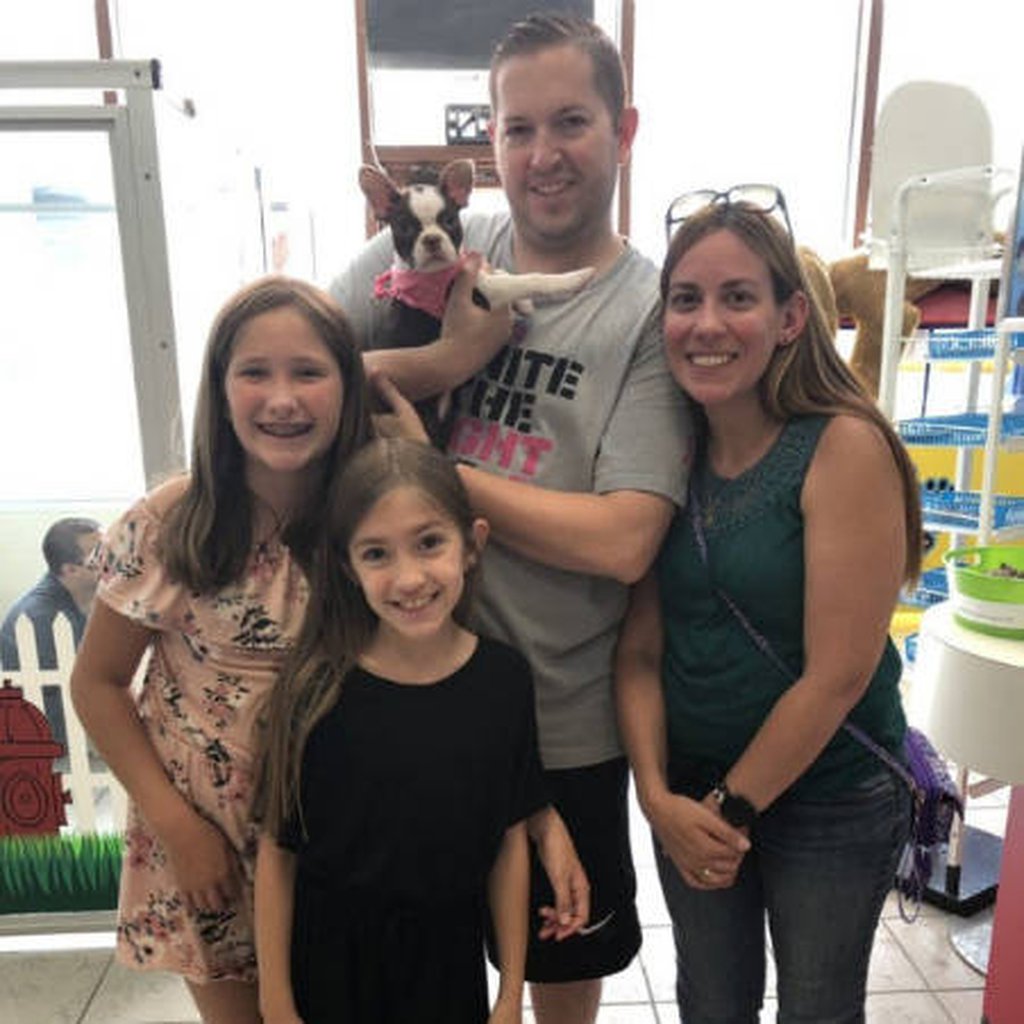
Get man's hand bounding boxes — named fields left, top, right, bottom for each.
left=370, top=373, right=430, bottom=443
left=440, top=252, right=514, bottom=360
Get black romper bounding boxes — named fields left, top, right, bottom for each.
left=279, top=638, right=547, bottom=1024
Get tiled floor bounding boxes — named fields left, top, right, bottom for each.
left=0, top=785, right=1003, bottom=1024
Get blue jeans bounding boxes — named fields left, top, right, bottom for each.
left=655, top=770, right=911, bottom=1024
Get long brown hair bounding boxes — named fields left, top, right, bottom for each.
left=661, top=203, right=922, bottom=583
left=160, top=276, right=372, bottom=590
left=256, top=438, right=484, bottom=837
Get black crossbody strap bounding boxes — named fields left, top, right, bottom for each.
left=688, top=488, right=917, bottom=796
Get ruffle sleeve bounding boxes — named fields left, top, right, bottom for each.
left=93, top=494, right=185, bottom=631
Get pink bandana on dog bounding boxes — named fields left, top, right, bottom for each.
left=373, top=265, right=461, bottom=321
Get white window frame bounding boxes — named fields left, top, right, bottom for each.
left=0, top=59, right=184, bottom=487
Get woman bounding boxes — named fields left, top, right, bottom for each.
left=615, top=190, right=921, bottom=1023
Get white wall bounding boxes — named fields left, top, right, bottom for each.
left=3, top=0, right=1024, bottom=609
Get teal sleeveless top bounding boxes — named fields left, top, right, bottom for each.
left=655, top=414, right=906, bottom=800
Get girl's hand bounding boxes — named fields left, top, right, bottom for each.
left=649, top=792, right=749, bottom=891
left=261, top=1011, right=304, bottom=1024
left=529, top=806, right=590, bottom=940
left=370, top=373, right=430, bottom=444
left=160, top=808, right=240, bottom=914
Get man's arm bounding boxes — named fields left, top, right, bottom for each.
left=457, top=468, right=673, bottom=584
left=460, top=304, right=687, bottom=581
left=330, top=234, right=512, bottom=402
left=0, top=612, right=19, bottom=671
left=362, top=256, right=513, bottom=399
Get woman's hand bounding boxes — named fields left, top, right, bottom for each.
left=529, top=806, right=590, bottom=940
left=160, top=808, right=240, bottom=914
left=370, top=373, right=431, bottom=444
left=649, top=791, right=750, bottom=891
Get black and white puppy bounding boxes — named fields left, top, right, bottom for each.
left=360, top=158, right=593, bottom=445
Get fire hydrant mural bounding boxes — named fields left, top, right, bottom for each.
left=0, top=679, right=70, bottom=835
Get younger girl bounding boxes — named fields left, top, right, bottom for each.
left=255, top=437, right=546, bottom=1024
left=71, top=277, right=372, bottom=1024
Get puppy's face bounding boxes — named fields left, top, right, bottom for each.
left=390, top=184, right=464, bottom=271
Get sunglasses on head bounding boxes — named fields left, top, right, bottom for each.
left=664, top=184, right=793, bottom=243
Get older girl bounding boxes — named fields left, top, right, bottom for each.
left=71, top=277, right=371, bottom=1024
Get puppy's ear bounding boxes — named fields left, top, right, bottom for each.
left=359, top=165, right=401, bottom=221
left=440, top=159, right=475, bottom=208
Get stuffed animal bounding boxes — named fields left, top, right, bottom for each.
left=798, top=246, right=839, bottom=338
left=828, top=253, right=942, bottom=398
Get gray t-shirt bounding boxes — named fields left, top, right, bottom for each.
left=331, top=211, right=691, bottom=768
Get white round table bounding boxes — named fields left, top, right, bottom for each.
left=913, top=602, right=1024, bottom=782
left=912, top=601, right=1024, bottom=975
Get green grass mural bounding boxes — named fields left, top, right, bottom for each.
left=0, top=833, right=121, bottom=914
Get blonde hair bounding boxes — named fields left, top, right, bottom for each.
left=256, top=439, right=483, bottom=837
left=661, top=203, right=922, bottom=584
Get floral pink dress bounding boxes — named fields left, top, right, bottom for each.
left=94, top=493, right=308, bottom=982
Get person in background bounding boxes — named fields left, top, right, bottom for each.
left=71, top=277, right=372, bottom=1024
left=616, top=191, right=921, bottom=1023
left=337, top=13, right=691, bottom=1023
left=2, top=516, right=102, bottom=768
left=1, top=516, right=101, bottom=671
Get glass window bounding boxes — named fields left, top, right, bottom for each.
left=632, top=0, right=862, bottom=263
left=879, top=0, right=1024, bottom=186
left=0, top=129, right=144, bottom=503
left=0, top=0, right=97, bottom=59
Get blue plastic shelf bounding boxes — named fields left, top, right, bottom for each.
left=920, top=489, right=1024, bottom=532
left=927, top=327, right=1024, bottom=361
left=901, top=568, right=948, bottom=609
left=903, top=633, right=918, bottom=664
left=897, top=413, right=1024, bottom=447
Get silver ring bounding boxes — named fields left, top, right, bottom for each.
left=701, top=867, right=712, bottom=879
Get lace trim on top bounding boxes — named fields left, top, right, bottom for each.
left=695, top=416, right=828, bottom=536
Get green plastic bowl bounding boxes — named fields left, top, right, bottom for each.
left=944, top=544, right=1024, bottom=639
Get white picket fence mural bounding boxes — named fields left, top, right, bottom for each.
left=2, top=613, right=127, bottom=835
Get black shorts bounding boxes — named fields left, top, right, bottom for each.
left=487, top=756, right=641, bottom=983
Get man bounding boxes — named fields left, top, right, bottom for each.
left=2, top=517, right=102, bottom=768
left=1, top=516, right=101, bottom=671
left=332, top=14, right=690, bottom=1023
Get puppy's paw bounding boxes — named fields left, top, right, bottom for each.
left=549, top=267, right=595, bottom=293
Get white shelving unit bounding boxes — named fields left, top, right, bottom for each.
left=874, top=166, right=1019, bottom=608
left=901, top=327, right=1024, bottom=538
left=877, top=165, right=1024, bottom=917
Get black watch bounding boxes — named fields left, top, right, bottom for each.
left=711, top=781, right=758, bottom=828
